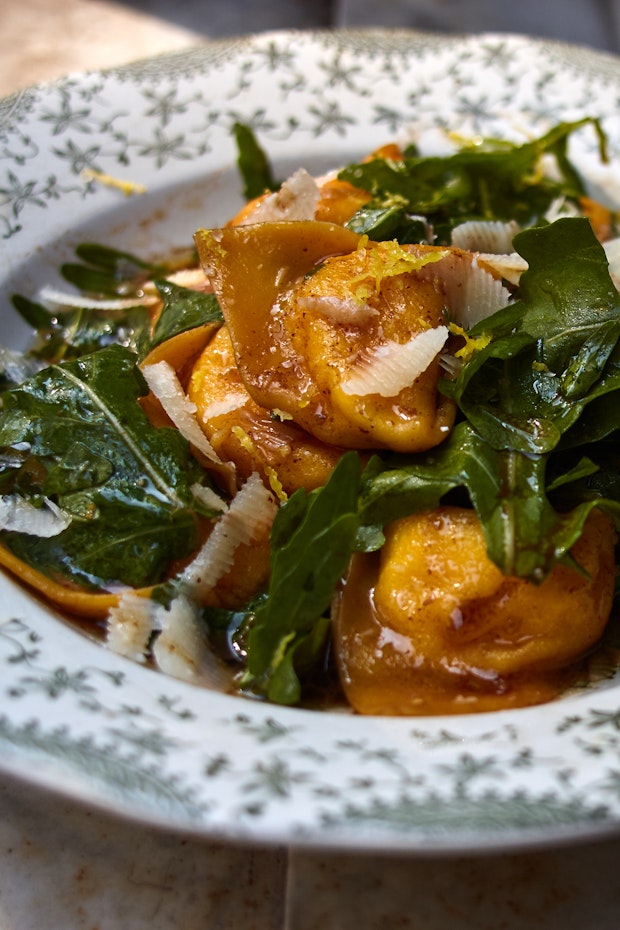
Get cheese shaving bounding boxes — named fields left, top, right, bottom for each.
left=38, top=286, right=159, bottom=311
left=200, top=393, right=249, bottom=421
left=477, top=252, right=529, bottom=286
left=604, top=237, right=620, bottom=291
left=107, top=590, right=153, bottom=662
left=0, top=495, right=72, bottom=537
left=451, top=220, right=520, bottom=253
left=151, top=594, right=227, bottom=685
left=425, top=257, right=512, bottom=329
left=141, top=360, right=221, bottom=463
left=191, top=482, right=228, bottom=513
left=341, top=326, right=449, bottom=397
left=180, top=472, right=277, bottom=596
left=163, top=267, right=209, bottom=289
left=240, top=168, right=320, bottom=224
left=297, top=294, right=378, bottom=325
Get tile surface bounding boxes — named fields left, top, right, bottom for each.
left=0, top=773, right=287, bottom=930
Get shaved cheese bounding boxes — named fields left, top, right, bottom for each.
left=107, top=590, right=153, bottom=662
left=0, top=495, right=71, bottom=537
left=341, top=326, right=449, bottom=397
left=180, top=472, right=277, bottom=596
left=604, top=237, right=620, bottom=291
left=451, top=219, right=520, bottom=253
left=545, top=196, right=582, bottom=224
left=37, top=286, right=158, bottom=311
left=151, top=594, right=228, bottom=685
left=200, top=392, right=249, bottom=421
left=141, top=360, right=221, bottom=463
left=163, top=267, right=209, bottom=289
left=477, top=252, right=528, bottom=286
left=191, top=482, right=228, bottom=513
left=426, top=257, right=512, bottom=329
left=297, top=294, right=378, bottom=325
left=313, top=168, right=340, bottom=186
left=108, top=589, right=229, bottom=686
left=240, top=168, right=320, bottom=223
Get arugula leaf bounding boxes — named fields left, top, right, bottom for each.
left=346, top=204, right=431, bottom=243
left=359, top=422, right=620, bottom=580
left=360, top=423, right=548, bottom=577
left=443, top=218, right=620, bottom=454
left=241, top=452, right=361, bottom=704
left=232, top=122, right=277, bottom=201
left=12, top=293, right=152, bottom=364
left=340, top=119, right=609, bottom=244
left=0, top=344, right=205, bottom=588
left=356, top=217, right=620, bottom=582
left=150, top=279, right=223, bottom=349
left=61, top=243, right=161, bottom=296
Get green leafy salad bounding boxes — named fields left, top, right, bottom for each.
left=2, top=117, right=620, bottom=712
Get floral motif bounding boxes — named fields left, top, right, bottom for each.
left=2, top=31, right=620, bottom=853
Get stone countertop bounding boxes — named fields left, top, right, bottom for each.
left=3, top=4, right=620, bottom=927
left=4, top=768, right=620, bottom=930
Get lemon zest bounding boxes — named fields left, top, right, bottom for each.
left=348, top=240, right=447, bottom=305
left=231, top=426, right=288, bottom=502
left=82, top=168, right=147, bottom=196
left=449, top=322, right=492, bottom=360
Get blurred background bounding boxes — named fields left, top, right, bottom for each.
left=3, top=0, right=620, bottom=96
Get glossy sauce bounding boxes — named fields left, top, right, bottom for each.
left=332, top=507, right=617, bottom=716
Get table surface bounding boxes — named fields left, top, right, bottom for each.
left=3, top=2, right=620, bottom=927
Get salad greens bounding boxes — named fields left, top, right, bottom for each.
left=150, top=280, right=223, bottom=349
left=1, top=119, right=620, bottom=705
left=0, top=345, right=205, bottom=589
left=340, top=118, right=609, bottom=244
left=232, top=121, right=278, bottom=201
left=11, top=292, right=152, bottom=364
left=240, top=452, right=361, bottom=704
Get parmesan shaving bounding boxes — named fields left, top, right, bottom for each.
left=151, top=594, right=227, bottom=685
left=545, top=196, right=582, bottom=224
left=180, top=472, right=277, bottom=596
left=424, top=257, right=512, bottom=329
left=106, top=590, right=153, bottom=662
left=341, top=326, right=449, bottom=397
left=297, top=294, right=378, bottom=325
left=191, top=482, right=228, bottom=513
left=477, top=252, right=529, bottom=286
left=200, top=393, right=249, bottom=421
left=604, top=237, right=620, bottom=291
left=141, top=360, right=221, bottom=464
left=163, top=267, right=209, bottom=289
left=451, top=219, right=520, bottom=253
left=38, top=286, right=159, bottom=311
left=240, top=168, right=320, bottom=224
left=0, top=495, right=71, bottom=537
